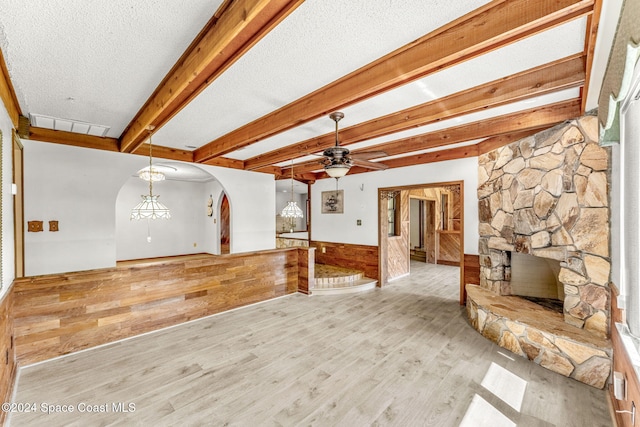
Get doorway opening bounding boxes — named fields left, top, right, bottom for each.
left=410, top=198, right=436, bottom=264
left=115, top=162, right=228, bottom=260
left=378, top=181, right=464, bottom=303
left=219, top=193, right=230, bottom=254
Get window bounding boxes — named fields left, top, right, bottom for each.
left=441, top=193, right=449, bottom=230
left=387, top=193, right=401, bottom=236
left=614, top=59, right=640, bottom=338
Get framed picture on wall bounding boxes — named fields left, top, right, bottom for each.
left=321, top=190, right=344, bottom=214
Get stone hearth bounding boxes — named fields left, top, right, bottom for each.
left=466, top=285, right=611, bottom=388
left=470, top=114, right=612, bottom=388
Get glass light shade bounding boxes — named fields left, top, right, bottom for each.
left=325, top=163, right=350, bottom=178
left=138, top=166, right=165, bottom=182
left=130, top=194, right=171, bottom=220
left=281, top=201, right=304, bottom=218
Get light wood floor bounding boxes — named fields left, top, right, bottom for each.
left=9, top=262, right=612, bottom=426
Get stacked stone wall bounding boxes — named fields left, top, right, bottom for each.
left=477, top=115, right=611, bottom=338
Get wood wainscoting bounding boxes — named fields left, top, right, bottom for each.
left=460, top=254, right=480, bottom=306
left=437, top=230, right=461, bottom=266
left=310, top=241, right=378, bottom=281
left=610, top=284, right=640, bottom=427
left=0, top=288, right=16, bottom=426
left=463, top=254, right=480, bottom=286
left=297, top=247, right=315, bottom=295
left=13, top=249, right=310, bottom=366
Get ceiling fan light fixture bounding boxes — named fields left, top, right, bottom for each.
left=324, top=163, right=351, bottom=178
left=319, top=111, right=387, bottom=178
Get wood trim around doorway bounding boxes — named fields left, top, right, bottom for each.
left=378, top=180, right=465, bottom=304
left=12, top=130, right=24, bottom=278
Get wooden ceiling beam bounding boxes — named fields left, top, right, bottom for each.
left=28, top=127, right=120, bottom=152
left=282, top=99, right=582, bottom=176
left=280, top=160, right=323, bottom=176
left=198, top=156, right=245, bottom=169
left=374, top=145, right=480, bottom=171
left=0, top=48, right=22, bottom=127
left=29, top=126, right=243, bottom=165
left=244, top=54, right=586, bottom=170
left=275, top=172, right=315, bottom=183
left=132, top=144, right=195, bottom=163
left=581, top=0, right=603, bottom=113
left=253, top=165, right=284, bottom=176
left=311, top=144, right=480, bottom=179
left=195, top=0, right=594, bottom=163
left=119, top=0, right=304, bottom=154
left=476, top=129, right=543, bottom=155
left=348, top=99, right=582, bottom=158
left=29, top=127, right=206, bottom=164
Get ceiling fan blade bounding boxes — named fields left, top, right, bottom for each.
left=350, top=151, right=387, bottom=160
left=351, top=158, right=388, bottom=170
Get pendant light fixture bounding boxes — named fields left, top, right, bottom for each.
left=280, top=161, right=304, bottom=232
left=130, top=128, right=171, bottom=234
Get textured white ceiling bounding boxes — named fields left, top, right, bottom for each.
left=0, top=0, right=605, bottom=174
left=0, top=0, right=223, bottom=138
left=150, top=0, right=492, bottom=149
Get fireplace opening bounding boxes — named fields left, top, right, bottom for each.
left=510, top=252, right=563, bottom=314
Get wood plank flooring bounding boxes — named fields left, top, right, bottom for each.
left=8, top=262, right=612, bottom=426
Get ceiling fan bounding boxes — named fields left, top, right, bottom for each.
left=322, top=112, right=388, bottom=178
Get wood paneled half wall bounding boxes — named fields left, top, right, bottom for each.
left=462, top=254, right=480, bottom=305
left=13, top=249, right=311, bottom=366
left=0, top=288, right=16, bottom=426
left=610, top=284, right=640, bottom=427
left=310, top=241, right=378, bottom=281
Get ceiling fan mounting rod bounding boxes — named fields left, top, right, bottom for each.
left=330, top=111, right=344, bottom=147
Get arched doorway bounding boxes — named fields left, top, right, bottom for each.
left=115, top=162, right=228, bottom=259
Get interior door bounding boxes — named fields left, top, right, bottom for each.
left=220, top=194, right=230, bottom=254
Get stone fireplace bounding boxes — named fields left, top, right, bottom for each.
left=477, top=115, right=610, bottom=337
left=467, top=115, right=612, bottom=388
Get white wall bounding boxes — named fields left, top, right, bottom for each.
left=22, top=140, right=275, bottom=276
left=211, top=165, right=275, bottom=253
left=0, top=104, right=15, bottom=296
left=311, top=157, right=479, bottom=255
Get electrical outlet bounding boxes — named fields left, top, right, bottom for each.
left=322, top=247, right=326, bottom=253
left=357, top=219, right=362, bottom=226
left=614, top=371, right=627, bottom=400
